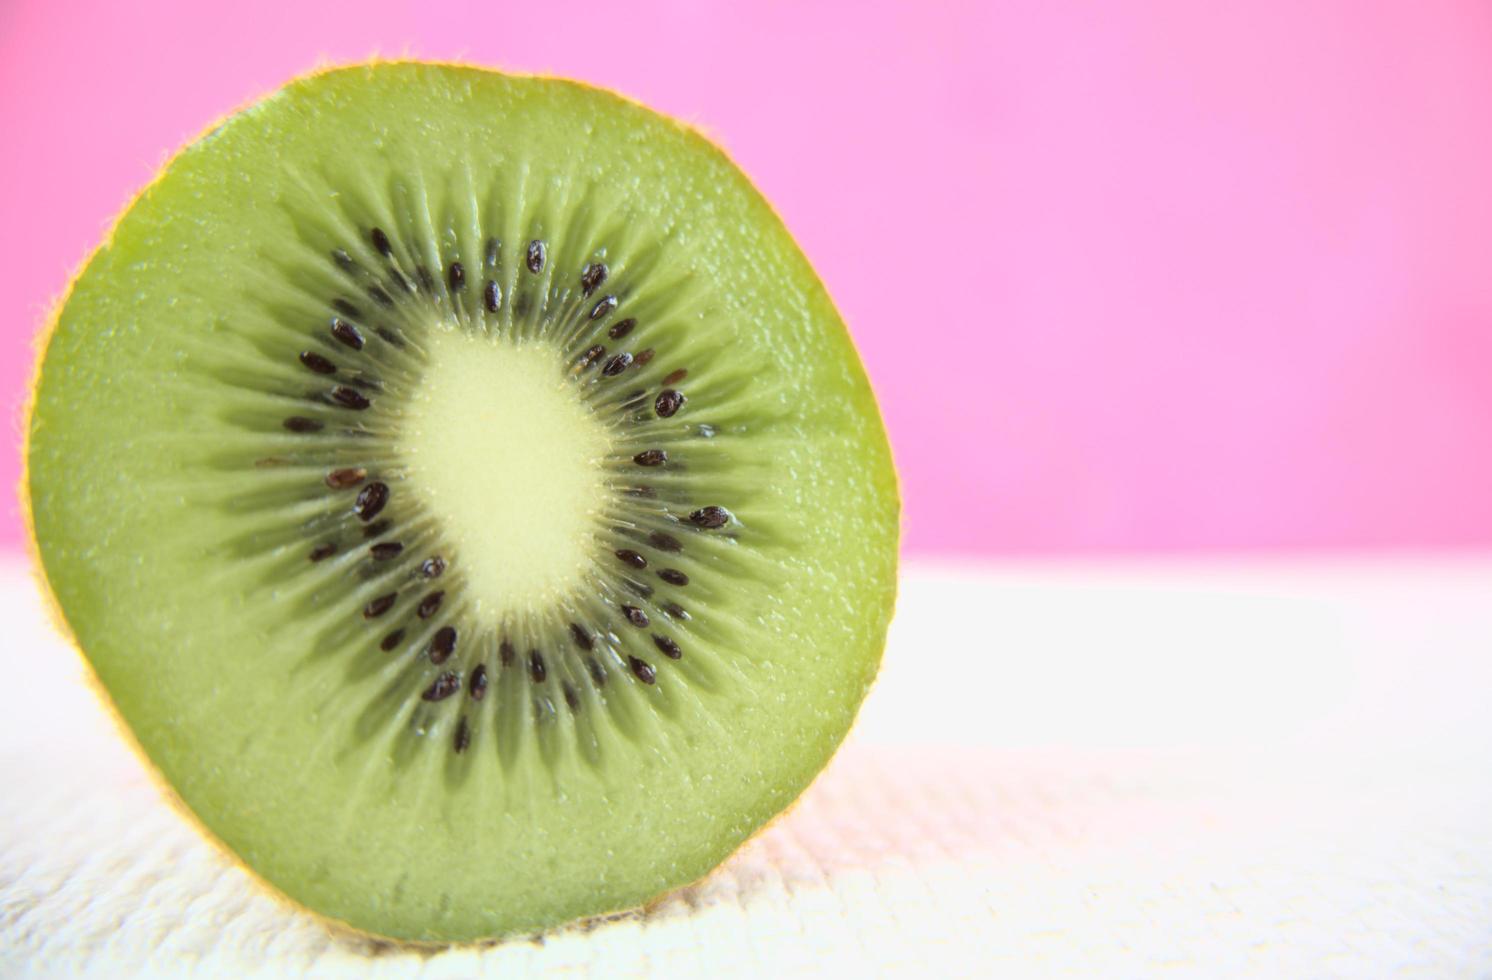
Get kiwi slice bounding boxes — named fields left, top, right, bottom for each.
left=24, top=62, right=898, bottom=943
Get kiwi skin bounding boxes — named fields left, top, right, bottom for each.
left=23, top=59, right=900, bottom=944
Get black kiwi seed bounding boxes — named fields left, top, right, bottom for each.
left=362, top=519, right=391, bottom=539
left=652, top=635, right=682, bottom=659
left=377, top=327, right=405, bottom=348
left=367, top=285, right=395, bottom=308
left=299, top=351, right=337, bottom=375
left=562, top=683, right=580, bottom=710
left=633, top=349, right=655, bottom=367
left=621, top=605, right=649, bottom=628
left=353, top=481, right=388, bottom=521
left=420, top=556, right=446, bottom=579
left=526, top=239, right=546, bottom=273
left=447, top=261, right=466, bottom=291
left=588, top=295, right=618, bottom=321
left=469, top=664, right=488, bottom=701
left=587, top=657, right=607, bottom=687
left=608, top=318, right=636, bottom=340
left=580, top=263, right=608, bottom=295
left=484, top=237, right=499, bottom=267
left=528, top=651, right=547, bottom=683
left=389, top=268, right=414, bottom=294
left=601, top=353, right=633, bottom=377
left=325, top=467, right=367, bottom=489
left=648, top=531, right=682, bottom=553
left=454, top=716, right=470, bottom=753
left=626, top=579, right=655, bottom=599
left=658, top=568, right=689, bottom=587
left=422, top=672, right=460, bottom=702
left=363, top=593, right=397, bottom=618
left=430, top=626, right=458, bottom=663
left=628, top=656, right=657, bottom=684
left=416, top=265, right=436, bottom=294
left=578, top=345, right=606, bottom=370
left=499, top=641, right=515, bottom=668
left=283, top=416, right=324, bottom=433
left=689, top=505, right=732, bottom=529
left=483, top=280, right=501, bottom=312
left=661, top=602, right=689, bottom=622
left=308, top=542, right=337, bottom=562
left=331, top=298, right=362, bottom=318
left=330, top=318, right=365, bottom=350
left=654, top=389, right=686, bottom=417
left=662, top=369, right=688, bottom=385
left=379, top=629, right=405, bottom=652
left=569, top=623, right=593, bottom=650
left=370, top=227, right=393, bottom=257
left=332, top=248, right=355, bottom=271
left=417, top=591, right=445, bottom=619
left=370, top=541, right=404, bottom=560
left=330, top=386, right=371, bottom=410
left=615, top=549, right=647, bottom=569
left=633, top=449, right=667, bottom=467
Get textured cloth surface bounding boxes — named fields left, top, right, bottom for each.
left=4, top=558, right=1492, bottom=977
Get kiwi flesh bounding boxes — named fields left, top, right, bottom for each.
left=25, top=62, right=898, bottom=943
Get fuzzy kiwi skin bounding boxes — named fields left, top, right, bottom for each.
left=24, top=60, right=900, bottom=943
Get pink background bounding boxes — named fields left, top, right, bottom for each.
left=4, top=1, right=1492, bottom=556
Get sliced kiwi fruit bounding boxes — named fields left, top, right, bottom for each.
left=24, top=62, right=898, bottom=943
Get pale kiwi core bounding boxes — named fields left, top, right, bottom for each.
left=397, top=326, right=612, bottom=621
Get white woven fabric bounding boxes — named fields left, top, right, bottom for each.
left=4, top=558, right=1491, bottom=977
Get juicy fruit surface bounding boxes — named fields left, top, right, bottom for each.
left=26, top=63, right=898, bottom=943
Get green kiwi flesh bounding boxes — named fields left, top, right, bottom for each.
left=25, top=62, right=899, bottom=943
